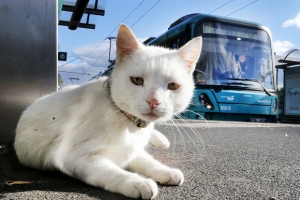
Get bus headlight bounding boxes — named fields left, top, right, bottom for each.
left=272, top=98, right=278, bottom=113
left=199, top=93, right=214, bottom=110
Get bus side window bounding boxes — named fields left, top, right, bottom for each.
left=172, top=39, right=181, bottom=49
left=170, top=34, right=190, bottom=49
left=173, top=41, right=178, bottom=49
left=165, top=40, right=175, bottom=49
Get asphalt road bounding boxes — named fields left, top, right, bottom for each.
left=1, top=120, right=299, bottom=200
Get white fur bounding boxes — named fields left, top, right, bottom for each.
left=14, top=24, right=202, bottom=199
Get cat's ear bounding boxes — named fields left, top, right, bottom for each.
left=116, top=24, right=140, bottom=62
left=178, top=37, right=202, bottom=74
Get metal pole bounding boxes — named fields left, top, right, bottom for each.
left=69, top=0, right=90, bottom=30
left=106, top=37, right=116, bottom=63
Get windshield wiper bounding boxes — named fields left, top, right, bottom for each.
left=226, top=78, right=271, bottom=96
left=215, top=81, right=249, bottom=93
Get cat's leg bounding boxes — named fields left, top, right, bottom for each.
left=62, top=155, right=158, bottom=199
left=127, top=151, right=184, bottom=185
left=149, top=129, right=170, bottom=149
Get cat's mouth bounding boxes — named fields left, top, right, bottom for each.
left=142, top=112, right=160, bottom=121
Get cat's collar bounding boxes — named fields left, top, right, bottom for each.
left=120, top=110, right=149, bottom=128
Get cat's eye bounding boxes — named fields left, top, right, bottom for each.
left=130, top=77, right=144, bottom=86
left=168, top=82, right=180, bottom=90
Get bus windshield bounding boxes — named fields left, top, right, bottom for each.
left=195, top=21, right=275, bottom=90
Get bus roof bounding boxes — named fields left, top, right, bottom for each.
left=146, top=13, right=269, bottom=45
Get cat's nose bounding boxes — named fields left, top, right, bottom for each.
left=147, top=98, right=160, bottom=109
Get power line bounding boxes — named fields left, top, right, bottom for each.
left=226, top=0, right=258, bottom=16
left=61, top=0, right=148, bottom=83
left=82, top=0, right=147, bottom=60
left=79, top=0, right=162, bottom=83
left=131, top=0, right=161, bottom=28
left=82, top=0, right=162, bottom=79
left=76, top=42, right=113, bottom=81
left=60, top=56, right=87, bottom=80
left=58, top=57, right=83, bottom=68
left=58, top=71, right=91, bottom=75
left=107, top=0, right=147, bottom=38
left=208, top=0, right=234, bottom=14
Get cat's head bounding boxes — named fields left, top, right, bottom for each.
left=110, top=24, right=202, bottom=123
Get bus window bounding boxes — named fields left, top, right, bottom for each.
left=168, top=33, right=190, bottom=49
left=195, top=21, right=274, bottom=90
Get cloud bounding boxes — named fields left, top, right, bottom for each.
left=58, top=38, right=149, bottom=88
left=273, top=40, right=295, bottom=55
left=59, top=40, right=116, bottom=87
left=282, top=13, right=300, bottom=28
left=72, top=40, right=116, bottom=68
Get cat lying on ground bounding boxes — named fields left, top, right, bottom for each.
left=14, top=24, right=202, bottom=199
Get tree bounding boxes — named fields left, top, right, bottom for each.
left=58, top=73, right=64, bottom=88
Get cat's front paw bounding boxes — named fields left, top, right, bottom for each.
left=151, top=168, right=184, bottom=186
left=121, top=176, right=158, bottom=199
left=149, top=129, right=170, bottom=149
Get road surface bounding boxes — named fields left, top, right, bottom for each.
left=1, top=120, right=299, bottom=200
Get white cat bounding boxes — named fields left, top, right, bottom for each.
left=14, top=24, right=202, bottom=199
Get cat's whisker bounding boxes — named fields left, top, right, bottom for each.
left=169, top=116, right=205, bottom=173
left=130, top=54, right=138, bottom=62
left=111, top=110, right=131, bottom=124
left=168, top=118, right=187, bottom=154
left=163, top=121, right=177, bottom=150
left=102, top=108, right=122, bottom=121
left=161, top=120, right=177, bottom=151
left=173, top=117, right=199, bottom=152
left=183, top=109, right=213, bottom=139
left=155, top=121, right=176, bottom=159
left=102, top=104, right=131, bottom=121
left=174, top=114, right=206, bottom=155
left=189, top=101, right=201, bottom=106
left=162, top=121, right=178, bottom=166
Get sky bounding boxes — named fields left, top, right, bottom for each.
left=58, top=0, right=300, bottom=87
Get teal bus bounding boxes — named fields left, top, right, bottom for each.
left=144, top=13, right=278, bottom=122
